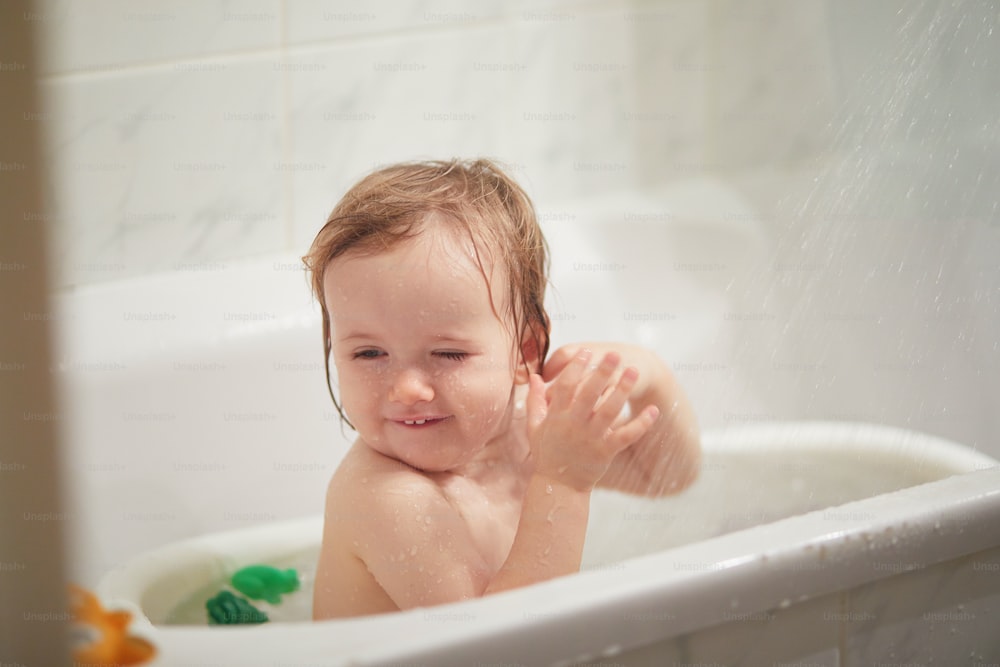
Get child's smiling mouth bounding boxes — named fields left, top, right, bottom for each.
left=391, top=416, right=451, bottom=427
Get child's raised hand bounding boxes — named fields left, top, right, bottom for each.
left=543, top=343, right=662, bottom=401
left=525, top=349, right=660, bottom=492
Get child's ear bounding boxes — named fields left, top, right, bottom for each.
left=514, top=331, right=542, bottom=384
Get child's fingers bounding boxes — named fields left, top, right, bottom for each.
left=605, top=405, right=660, bottom=453
left=547, top=348, right=592, bottom=411
left=525, top=373, right=548, bottom=432
left=591, top=365, right=638, bottom=429
left=540, top=345, right=580, bottom=383
left=592, top=368, right=629, bottom=413
left=571, top=352, right=621, bottom=421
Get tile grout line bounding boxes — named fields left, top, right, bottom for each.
left=279, top=0, right=295, bottom=254
left=706, top=0, right=719, bottom=176
left=839, top=589, right=849, bottom=666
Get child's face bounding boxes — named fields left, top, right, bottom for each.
left=323, top=222, right=524, bottom=472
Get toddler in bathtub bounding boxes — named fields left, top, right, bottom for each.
left=303, top=159, right=701, bottom=619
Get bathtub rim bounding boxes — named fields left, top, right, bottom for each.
left=95, top=421, right=999, bottom=664
left=97, top=466, right=1000, bottom=665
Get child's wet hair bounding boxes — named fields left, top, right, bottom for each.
left=302, top=158, right=551, bottom=428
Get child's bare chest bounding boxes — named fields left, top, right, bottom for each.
left=437, top=475, right=524, bottom=574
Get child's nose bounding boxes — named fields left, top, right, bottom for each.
left=388, top=367, right=435, bottom=404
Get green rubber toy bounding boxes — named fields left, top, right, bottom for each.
left=205, top=590, right=268, bottom=625
left=231, top=565, right=300, bottom=605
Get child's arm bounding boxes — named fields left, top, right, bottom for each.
left=486, top=351, right=660, bottom=593
left=543, top=343, right=701, bottom=496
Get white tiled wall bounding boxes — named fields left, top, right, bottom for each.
left=41, top=55, right=285, bottom=282
left=33, top=0, right=998, bottom=451
left=34, top=0, right=845, bottom=288
left=709, top=0, right=837, bottom=170
left=35, top=0, right=283, bottom=72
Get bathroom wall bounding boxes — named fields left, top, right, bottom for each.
left=35, top=0, right=998, bottom=454
left=35, top=0, right=840, bottom=289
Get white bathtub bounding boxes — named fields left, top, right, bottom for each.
left=57, top=181, right=1000, bottom=665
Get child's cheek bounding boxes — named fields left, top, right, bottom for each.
left=439, top=371, right=480, bottom=427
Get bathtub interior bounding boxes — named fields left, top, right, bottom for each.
left=102, top=422, right=996, bottom=629
left=56, top=256, right=333, bottom=586
left=581, top=423, right=997, bottom=568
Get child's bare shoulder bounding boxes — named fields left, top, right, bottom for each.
left=325, top=442, right=459, bottom=529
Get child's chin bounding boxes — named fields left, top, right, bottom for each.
left=401, top=453, right=469, bottom=474
left=394, top=445, right=477, bottom=474
left=363, top=431, right=482, bottom=472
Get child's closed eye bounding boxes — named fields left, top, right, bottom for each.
left=352, top=349, right=467, bottom=361
left=434, top=351, right=468, bottom=361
